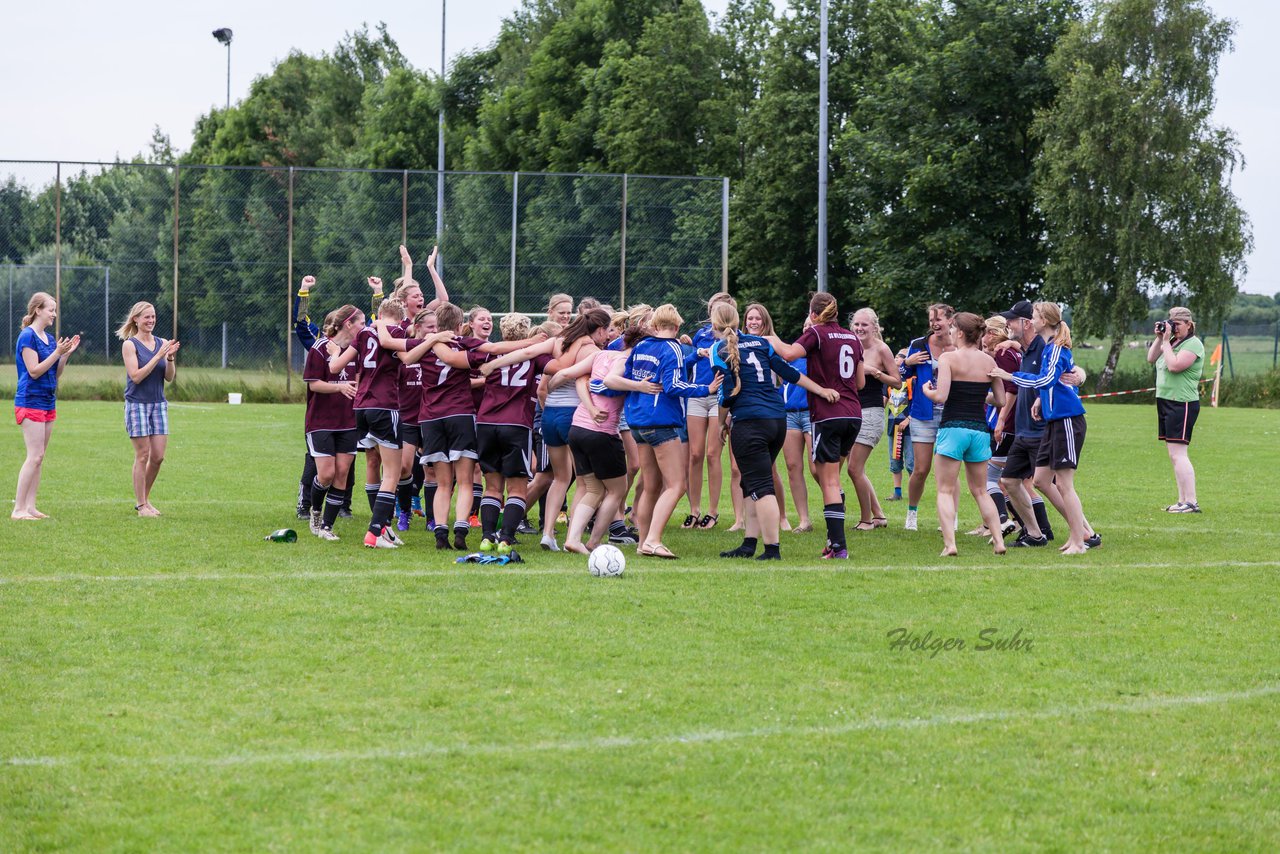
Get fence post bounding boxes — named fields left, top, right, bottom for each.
left=1222, top=322, right=1234, bottom=379
left=104, top=266, right=110, bottom=360
left=402, top=169, right=408, bottom=247
left=1273, top=320, right=1278, bottom=369
left=287, top=166, right=295, bottom=394
left=7, top=263, right=12, bottom=359
left=54, top=162, right=61, bottom=338
left=619, top=174, right=628, bottom=310
left=171, top=164, right=180, bottom=343
left=509, top=172, right=519, bottom=314
left=222, top=321, right=228, bottom=369
left=721, top=177, right=730, bottom=294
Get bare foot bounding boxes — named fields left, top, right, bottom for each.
left=30, top=509, right=49, bottom=519
left=940, top=547, right=958, bottom=557
left=780, top=519, right=792, bottom=532
left=727, top=524, right=743, bottom=533
left=144, top=502, right=162, bottom=516
left=993, top=545, right=1007, bottom=556
left=11, top=512, right=39, bottom=521
left=1061, top=545, right=1088, bottom=555
left=563, top=541, right=589, bottom=556
left=137, top=506, right=161, bottom=518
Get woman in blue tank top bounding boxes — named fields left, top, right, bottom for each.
left=118, top=301, right=179, bottom=517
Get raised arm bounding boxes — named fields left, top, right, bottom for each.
left=422, top=247, right=448, bottom=310
left=368, top=276, right=384, bottom=316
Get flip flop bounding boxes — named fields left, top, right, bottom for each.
left=792, top=523, right=813, bottom=534
left=640, top=543, right=678, bottom=559
left=853, top=521, right=877, bottom=532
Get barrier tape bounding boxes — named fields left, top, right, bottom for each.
left=1078, top=377, right=1212, bottom=400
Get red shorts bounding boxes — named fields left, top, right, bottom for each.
left=15, top=407, right=56, bottom=424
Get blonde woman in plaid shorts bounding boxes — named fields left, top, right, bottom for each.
left=118, top=301, right=179, bottom=517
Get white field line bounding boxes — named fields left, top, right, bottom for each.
left=1, top=559, right=1277, bottom=586
left=5, top=684, right=1278, bottom=770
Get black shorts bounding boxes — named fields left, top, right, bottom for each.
left=1036, top=415, right=1086, bottom=471
left=810, top=417, right=861, bottom=464
left=1157, top=398, right=1199, bottom=444
left=305, top=428, right=359, bottom=458
left=568, top=425, right=627, bottom=481
left=399, top=421, right=422, bottom=449
left=420, top=415, right=478, bottom=464
left=477, top=424, right=533, bottom=479
left=732, top=418, right=787, bottom=499
left=355, top=408, right=400, bottom=450
left=992, top=431, right=1016, bottom=459
left=1002, top=434, right=1042, bottom=480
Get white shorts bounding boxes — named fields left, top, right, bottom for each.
left=686, top=394, right=719, bottom=420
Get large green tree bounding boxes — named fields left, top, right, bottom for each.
left=1033, top=0, right=1250, bottom=388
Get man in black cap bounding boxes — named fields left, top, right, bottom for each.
left=995, top=299, right=1098, bottom=548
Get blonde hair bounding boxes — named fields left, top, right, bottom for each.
left=412, top=308, right=438, bottom=333
left=1033, top=302, right=1072, bottom=348
left=116, top=301, right=156, bottom=340
left=501, top=312, right=531, bottom=342
left=435, top=302, right=464, bottom=332
left=651, top=304, right=683, bottom=332
left=547, top=293, right=573, bottom=315
left=984, top=314, right=1011, bottom=338
left=576, top=297, right=601, bottom=314
left=537, top=320, right=563, bottom=337
left=21, top=292, right=54, bottom=329
left=744, top=303, right=775, bottom=336
left=462, top=305, right=491, bottom=338
left=851, top=307, right=883, bottom=344
left=378, top=298, right=406, bottom=323
left=392, top=279, right=422, bottom=302
left=809, top=292, right=838, bottom=325
left=711, top=302, right=741, bottom=400
left=610, top=310, right=630, bottom=333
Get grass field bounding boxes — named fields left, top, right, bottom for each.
left=2, top=401, right=1279, bottom=850
left=1072, top=333, right=1278, bottom=377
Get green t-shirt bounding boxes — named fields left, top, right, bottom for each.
left=1156, top=336, right=1204, bottom=402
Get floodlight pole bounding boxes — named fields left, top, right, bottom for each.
left=436, top=0, right=447, bottom=273
left=213, top=28, right=233, bottom=110
left=817, top=0, right=829, bottom=293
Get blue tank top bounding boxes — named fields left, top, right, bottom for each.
left=125, top=336, right=167, bottom=403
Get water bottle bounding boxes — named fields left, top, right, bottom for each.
left=265, top=528, right=297, bottom=543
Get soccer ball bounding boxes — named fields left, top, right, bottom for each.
left=587, top=544, right=626, bottom=577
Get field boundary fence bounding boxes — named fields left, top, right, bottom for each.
left=0, top=161, right=729, bottom=391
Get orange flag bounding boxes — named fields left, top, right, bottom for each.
left=1210, top=343, right=1222, bottom=366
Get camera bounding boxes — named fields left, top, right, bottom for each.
left=1155, top=321, right=1167, bottom=334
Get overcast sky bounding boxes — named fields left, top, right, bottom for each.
left=0, top=0, right=1273, bottom=297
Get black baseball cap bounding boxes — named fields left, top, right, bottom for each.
left=1000, top=299, right=1034, bottom=321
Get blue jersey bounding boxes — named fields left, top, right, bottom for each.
left=1010, top=340, right=1086, bottom=422
left=15, top=327, right=59, bottom=410
left=623, top=336, right=712, bottom=428
left=712, top=333, right=800, bottom=421
left=903, top=334, right=940, bottom=420
left=1012, top=335, right=1046, bottom=437
left=689, top=323, right=717, bottom=385
left=780, top=357, right=808, bottom=411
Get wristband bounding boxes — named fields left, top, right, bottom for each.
left=297, top=290, right=310, bottom=297
left=372, top=292, right=384, bottom=299
left=167, top=357, right=176, bottom=362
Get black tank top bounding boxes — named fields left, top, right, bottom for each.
left=858, top=373, right=884, bottom=408
left=941, top=380, right=989, bottom=429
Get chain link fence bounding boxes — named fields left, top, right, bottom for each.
left=0, top=161, right=727, bottom=386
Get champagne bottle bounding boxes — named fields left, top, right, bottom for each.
left=265, top=528, right=297, bottom=543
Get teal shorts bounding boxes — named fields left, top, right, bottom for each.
left=934, top=426, right=992, bottom=463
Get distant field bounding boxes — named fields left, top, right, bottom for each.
left=1073, top=334, right=1277, bottom=378
left=0, top=363, right=298, bottom=403
left=2, top=401, right=1279, bottom=850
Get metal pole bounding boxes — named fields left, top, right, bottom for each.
left=226, top=42, right=231, bottom=111
left=54, top=162, right=61, bottom=337
left=816, top=0, right=829, bottom=293
left=436, top=0, right=446, bottom=275
left=402, top=169, right=409, bottom=248
left=619, top=175, right=628, bottom=310
left=172, top=165, right=180, bottom=342
left=104, top=266, right=110, bottom=360
left=7, top=264, right=12, bottom=359
left=721, top=178, right=730, bottom=294
left=287, top=167, right=295, bottom=394
left=509, top=172, right=519, bottom=313
left=222, top=321, right=228, bottom=369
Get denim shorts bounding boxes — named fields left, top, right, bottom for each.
left=935, top=426, right=992, bottom=463
left=541, top=405, right=577, bottom=447
left=632, top=424, right=688, bottom=447
left=909, top=405, right=944, bottom=445
left=786, top=409, right=811, bottom=434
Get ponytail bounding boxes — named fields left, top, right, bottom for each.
left=21, top=292, right=53, bottom=329
left=115, top=301, right=155, bottom=341
left=809, top=292, right=838, bottom=325
left=710, top=302, right=742, bottom=400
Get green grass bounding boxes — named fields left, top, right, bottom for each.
left=1073, top=334, right=1278, bottom=377
left=2, top=401, right=1279, bottom=851
left=0, top=364, right=300, bottom=403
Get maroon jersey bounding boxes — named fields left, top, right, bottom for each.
left=795, top=322, right=864, bottom=421
left=995, top=346, right=1021, bottom=396
left=303, top=337, right=357, bottom=432
left=419, top=336, right=490, bottom=421
left=353, top=324, right=406, bottom=411
left=399, top=344, right=424, bottom=424
left=477, top=353, right=553, bottom=428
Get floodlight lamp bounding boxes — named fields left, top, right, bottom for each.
left=212, top=28, right=233, bottom=45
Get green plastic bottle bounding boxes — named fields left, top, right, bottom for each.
left=265, top=528, right=297, bottom=543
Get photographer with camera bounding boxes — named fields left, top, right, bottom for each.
left=1147, top=306, right=1204, bottom=513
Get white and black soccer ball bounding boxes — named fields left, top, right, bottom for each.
left=587, top=544, right=626, bottom=577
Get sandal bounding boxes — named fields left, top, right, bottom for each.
left=681, top=514, right=698, bottom=529
left=793, top=522, right=813, bottom=534
left=854, top=521, right=877, bottom=532
left=640, top=543, right=678, bottom=560
left=698, top=513, right=718, bottom=529
left=1166, top=502, right=1201, bottom=513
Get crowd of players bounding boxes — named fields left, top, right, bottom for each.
left=290, top=245, right=1101, bottom=558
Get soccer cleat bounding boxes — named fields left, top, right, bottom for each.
left=517, top=520, right=538, bottom=535
left=316, top=526, right=340, bottom=542
left=903, top=510, right=918, bottom=531
left=397, top=510, right=411, bottom=532
left=411, top=495, right=425, bottom=517
left=296, top=501, right=309, bottom=520
left=424, top=518, right=436, bottom=532
left=364, top=530, right=398, bottom=549
left=496, top=540, right=513, bottom=556
left=1012, top=533, right=1049, bottom=548
left=540, top=535, right=560, bottom=552
left=609, top=531, right=639, bottom=546
left=822, top=547, right=849, bottom=560
left=337, top=507, right=353, bottom=519
left=382, top=526, right=404, bottom=546
left=1000, top=519, right=1019, bottom=537
left=309, top=509, right=323, bottom=536
left=468, top=514, right=480, bottom=528
left=479, top=537, right=498, bottom=553
left=1084, top=532, right=1102, bottom=549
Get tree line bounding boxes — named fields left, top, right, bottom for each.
left=0, top=0, right=1252, bottom=386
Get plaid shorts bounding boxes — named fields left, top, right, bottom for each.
left=125, top=400, right=169, bottom=438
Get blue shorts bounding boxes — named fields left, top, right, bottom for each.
left=786, top=409, right=811, bottom=434
left=125, top=400, right=169, bottom=438
left=934, top=426, right=992, bottom=464
left=632, top=425, right=688, bottom=447
left=541, top=405, right=577, bottom=447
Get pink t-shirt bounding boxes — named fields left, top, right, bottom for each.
left=571, top=350, right=626, bottom=435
